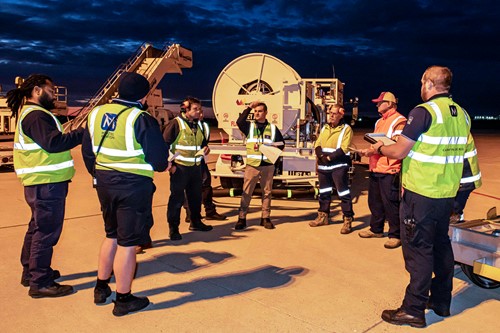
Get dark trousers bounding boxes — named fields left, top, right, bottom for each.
left=453, top=188, right=473, bottom=216
left=400, top=189, right=454, bottom=318
left=367, top=172, right=401, bottom=238
left=21, top=182, right=68, bottom=288
left=317, top=167, right=354, bottom=217
left=185, top=161, right=216, bottom=217
left=168, top=164, right=202, bottom=229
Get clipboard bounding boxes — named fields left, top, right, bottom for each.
left=364, top=133, right=396, bottom=146
left=168, top=151, right=180, bottom=162
left=259, top=144, right=282, bottom=164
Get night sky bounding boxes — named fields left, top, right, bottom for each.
left=1, top=0, right=499, bottom=117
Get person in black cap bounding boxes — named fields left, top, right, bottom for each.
left=82, top=72, right=170, bottom=316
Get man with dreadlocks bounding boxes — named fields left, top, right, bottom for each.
left=7, top=74, right=83, bottom=298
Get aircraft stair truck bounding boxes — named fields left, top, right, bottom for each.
left=209, top=53, right=359, bottom=193
left=0, top=89, right=16, bottom=167
left=65, top=42, right=192, bottom=131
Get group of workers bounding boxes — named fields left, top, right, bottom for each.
left=7, top=65, right=481, bottom=326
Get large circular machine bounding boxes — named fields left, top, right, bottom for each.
left=212, top=53, right=303, bottom=141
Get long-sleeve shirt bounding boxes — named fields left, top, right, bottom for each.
left=22, top=102, right=83, bottom=153
left=162, top=114, right=208, bottom=147
left=162, top=114, right=209, bottom=167
left=82, top=100, right=170, bottom=187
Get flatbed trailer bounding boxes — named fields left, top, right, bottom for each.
left=450, top=207, right=500, bottom=289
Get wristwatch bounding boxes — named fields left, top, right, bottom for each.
left=377, top=145, right=384, bottom=156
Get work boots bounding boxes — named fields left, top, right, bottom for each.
left=309, top=212, right=329, bottom=227
left=260, top=218, right=275, bottom=229
left=340, top=216, right=353, bottom=234
left=234, top=218, right=247, bottom=230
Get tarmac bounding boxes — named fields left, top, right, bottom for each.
left=0, top=128, right=498, bottom=333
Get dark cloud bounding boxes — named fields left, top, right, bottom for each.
left=1, top=0, right=499, bottom=116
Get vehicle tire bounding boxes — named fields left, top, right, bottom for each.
left=460, top=263, right=500, bottom=289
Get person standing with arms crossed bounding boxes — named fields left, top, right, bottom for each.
left=359, top=92, right=406, bottom=249
left=234, top=101, right=285, bottom=230
left=309, top=104, right=355, bottom=234
left=82, top=72, right=169, bottom=316
left=373, top=66, right=470, bottom=328
left=8, top=74, right=83, bottom=298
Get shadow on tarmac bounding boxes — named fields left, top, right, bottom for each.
left=141, top=265, right=308, bottom=311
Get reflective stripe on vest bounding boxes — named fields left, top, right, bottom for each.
left=171, top=116, right=204, bottom=166
left=370, top=111, right=406, bottom=173
left=316, top=123, right=352, bottom=169
left=245, top=122, right=276, bottom=166
left=318, top=124, right=350, bottom=156
left=200, top=121, right=210, bottom=140
left=460, top=134, right=482, bottom=188
left=386, top=115, right=405, bottom=138
left=14, top=106, right=75, bottom=185
left=89, top=104, right=153, bottom=177
left=402, top=97, right=469, bottom=198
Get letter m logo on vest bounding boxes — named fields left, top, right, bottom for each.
left=101, top=113, right=117, bottom=131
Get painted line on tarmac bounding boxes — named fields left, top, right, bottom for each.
left=473, top=192, right=500, bottom=201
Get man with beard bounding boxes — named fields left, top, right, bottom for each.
left=373, top=66, right=470, bottom=328
left=8, top=74, right=83, bottom=298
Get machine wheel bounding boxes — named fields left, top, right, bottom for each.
left=460, top=263, right=500, bottom=289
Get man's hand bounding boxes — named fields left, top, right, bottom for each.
left=319, top=155, right=330, bottom=164
left=168, top=163, right=176, bottom=174
left=249, top=100, right=261, bottom=109
left=359, top=147, right=376, bottom=157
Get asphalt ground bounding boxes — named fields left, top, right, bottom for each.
left=0, top=129, right=498, bottom=332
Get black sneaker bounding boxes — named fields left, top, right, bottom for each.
left=189, top=221, right=213, bottom=231
left=169, top=228, right=182, bottom=241
left=112, top=295, right=150, bottom=317
left=29, top=282, right=74, bottom=298
left=94, top=285, right=112, bottom=304
left=235, top=218, right=247, bottom=230
left=205, top=212, right=227, bottom=220
left=21, top=270, right=61, bottom=287
left=260, top=218, right=275, bottom=229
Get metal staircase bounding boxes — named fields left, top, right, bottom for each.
left=65, top=42, right=192, bottom=130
